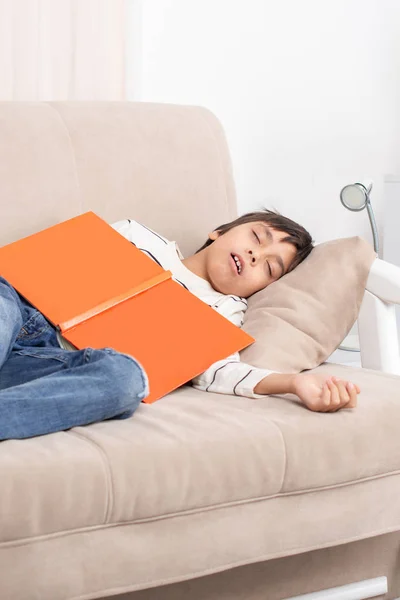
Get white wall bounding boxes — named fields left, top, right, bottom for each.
left=129, top=0, right=400, bottom=246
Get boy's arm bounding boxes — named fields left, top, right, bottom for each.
left=253, top=373, right=296, bottom=395
left=192, top=359, right=360, bottom=412
left=254, top=372, right=360, bottom=412
left=203, top=302, right=360, bottom=410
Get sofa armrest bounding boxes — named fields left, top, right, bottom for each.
left=358, top=259, right=400, bottom=375
left=366, top=258, right=400, bottom=303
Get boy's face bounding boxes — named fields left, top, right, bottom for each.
left=203, top=221, right=297, bottom=298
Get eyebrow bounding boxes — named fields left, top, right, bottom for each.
left=259, top=223, right=285, bottom=277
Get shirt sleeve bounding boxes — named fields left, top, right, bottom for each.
left=191, top=298, right=279, bottom=399
left=191, top=352, right=277, bottom=398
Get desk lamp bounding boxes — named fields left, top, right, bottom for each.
left=338, top=180, right=379, bottom=354
left=339, top=180, right=379, bottom=254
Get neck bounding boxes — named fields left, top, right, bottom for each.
left=181, top=251, right=209, bottom=282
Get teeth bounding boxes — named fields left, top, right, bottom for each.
left=232, top=254, right=242, bottom=273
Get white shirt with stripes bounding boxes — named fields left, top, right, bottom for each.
left=107, top=218, right=275, bottom=399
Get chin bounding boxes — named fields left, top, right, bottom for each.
left=210, top=269, right=243, bottom=296
left=219, top=283, right=243, bottom=296
left=210, top=277, right=230, bottom=295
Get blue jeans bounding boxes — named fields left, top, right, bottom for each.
left=0, top=276, right=149, bottom=440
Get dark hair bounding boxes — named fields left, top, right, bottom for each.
left=195, top=208, right=314, bottom=272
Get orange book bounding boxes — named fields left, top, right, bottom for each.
left=0, top=212, right=254, bottom=403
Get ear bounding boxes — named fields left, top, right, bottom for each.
left=208, top=229, right=220, bottom=241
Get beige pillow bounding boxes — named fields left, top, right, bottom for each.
left=240, top=237, right=376, bottom=373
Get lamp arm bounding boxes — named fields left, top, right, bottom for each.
left=366, top=197, right=380, bottom=255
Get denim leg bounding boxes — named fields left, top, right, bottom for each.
left=0, top=277, right=24, bottom=369
left=0, top=275, right=150, bottom=440
left=0, top=347, right=149, bottom=440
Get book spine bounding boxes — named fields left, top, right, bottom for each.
left=59, top=270, right=172, bottom=333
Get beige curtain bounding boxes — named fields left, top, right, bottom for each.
left=0, top=0, right=128, bottom=100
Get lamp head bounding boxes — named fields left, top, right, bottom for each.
left=340, top=180, right=373, bottom=212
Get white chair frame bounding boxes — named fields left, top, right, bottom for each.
left=358, top=258, right=400, bottom=375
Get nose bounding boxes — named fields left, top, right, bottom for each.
left=248, top=249, right=259, bottom=265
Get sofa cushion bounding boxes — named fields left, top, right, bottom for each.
left=2, top=363, right=400, bottom=599
left=240, top=236, right=376, bottom=373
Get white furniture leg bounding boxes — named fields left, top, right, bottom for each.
left=285, top=576, right=387, bottom=599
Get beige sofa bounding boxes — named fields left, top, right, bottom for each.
left=1, top=102, right=400, bottom=600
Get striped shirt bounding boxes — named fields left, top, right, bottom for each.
left=109, top=218, right=274, bottom=398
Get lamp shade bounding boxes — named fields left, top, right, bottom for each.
left=340, top=183, right=368, bottom=211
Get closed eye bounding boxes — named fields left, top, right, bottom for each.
left=253, top=231, right=272, bottom=276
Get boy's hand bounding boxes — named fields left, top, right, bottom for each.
left=292, top=373, right=360, bottom=412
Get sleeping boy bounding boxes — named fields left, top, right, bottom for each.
left=0, top=209, right=360, bottom=439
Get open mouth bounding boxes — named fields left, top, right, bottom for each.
left=231, top=253, right=242, bottom=275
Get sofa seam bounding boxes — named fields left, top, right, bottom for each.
left=3, top=467, right=400, bottom=548
left=68, top=523, right=400, bottom=600
left=66, top=430, right=114, bottom=524
left=45, top=102, right=83, bottom=214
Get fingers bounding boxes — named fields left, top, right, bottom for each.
left=326, top=378, right=342, bottom=412
left=346, top=381, right=358, bottom=408
left=302, top=375, right=360, bottom=413
left=331, top=377, right=351, bottom=410
left=320, top=381, right=331, bottom=412
left=326, top=377, right=359, bottom=412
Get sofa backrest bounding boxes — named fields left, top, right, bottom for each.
left=0, top=102, right=237, bottom=257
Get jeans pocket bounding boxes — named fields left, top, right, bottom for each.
left=16, top=307, right=58, bottom=346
